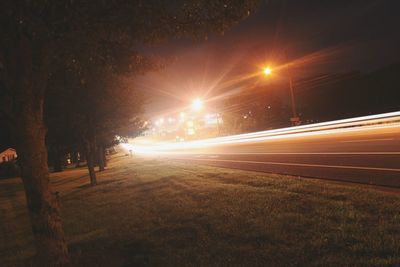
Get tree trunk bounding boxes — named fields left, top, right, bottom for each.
left=52, top=147, right=63, bottom=173
left=97, top=145, right=105, bottom=172
left=71, top=150, right=79, bottom=167
left=7, top=36, right=70, bottom=265
left=85, top=141, right=97, bottom=185
left=80, top=151, right=86, bottom=162
left=15, top=107, right=69, bottom=266
left=103, top=147, right=107, bottom=168
left=77, top=150, right=85, bottom=167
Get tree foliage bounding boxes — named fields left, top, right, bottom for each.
left=0, top=0, right=260, bottom=265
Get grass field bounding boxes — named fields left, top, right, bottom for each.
left=0, top=151, right=400, bottom=266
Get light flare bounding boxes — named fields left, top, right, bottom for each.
left=191, top=98, right=204, bottom=111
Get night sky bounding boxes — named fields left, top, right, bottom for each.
left=139, top=0, right=400, bottom=117
left=1, top=0, right=400, bottom=150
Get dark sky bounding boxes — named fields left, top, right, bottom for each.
left=137, top=0, right=400, bottom=117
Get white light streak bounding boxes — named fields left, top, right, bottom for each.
left=130, top=111, right=400, bottom=154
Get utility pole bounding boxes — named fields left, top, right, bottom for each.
left=285, top=50, right=300, bottom=126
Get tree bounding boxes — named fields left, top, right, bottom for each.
left=0, top=1, right=260, bottom=265
left=58, top=38, right=154, bottom=185
left=46, top=67, right=147, bottom=185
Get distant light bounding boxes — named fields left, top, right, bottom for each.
left=263, top=67, right=272, bottom=76
left=179, top=112, right=186, bottom=122
left=155, top=118, right=164, bottom=126
left=191, top=98, right=203, bottom=111
left=187, top=128, right=195, bottom=135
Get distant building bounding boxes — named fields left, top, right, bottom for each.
left=0, top=148, right=17, bottom=163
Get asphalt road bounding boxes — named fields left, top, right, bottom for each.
left=164, top=124, right=400, bottom=187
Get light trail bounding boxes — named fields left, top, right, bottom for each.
left=128, top=111, right=400, bottom=154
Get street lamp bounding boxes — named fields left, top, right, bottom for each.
left=262, top=65, right=299, bottom=126
left=263, top=67, right=272, bottom=76
left=191, top=98, right=203, bottom=112
left=287, top=70, right=299, bottom=126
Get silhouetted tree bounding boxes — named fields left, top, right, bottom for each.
left=0, top=1, right=260, bottom=264
left=46, top=68, right=146, bottom=185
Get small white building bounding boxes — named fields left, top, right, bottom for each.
left=0, top=148, right=17, bottom=163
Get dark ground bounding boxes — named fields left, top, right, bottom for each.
left=1, top=152, right=399, bottom=266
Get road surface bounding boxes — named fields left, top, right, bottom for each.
left=129, top=112, right=400, bottom=187
left=158, top=123, right=400, bottom=187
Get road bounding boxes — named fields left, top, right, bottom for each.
left=131, top=113, right=400, bottom=187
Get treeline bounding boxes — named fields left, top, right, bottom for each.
left=0, top=35, right=151, bottom=184
left=44, top=53, right=150, bottom=185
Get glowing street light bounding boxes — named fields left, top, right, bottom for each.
left=263, top=67, right=272, bottom=76
left=191, top=98, right=203, bottom=112
left=261, top=63, right=299, bottom=126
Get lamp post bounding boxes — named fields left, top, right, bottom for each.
left=287, top=73, right=299, bottom=126
left=263, top=64, right=300, bottom=126
left=285, top=50, right=300, bottom=126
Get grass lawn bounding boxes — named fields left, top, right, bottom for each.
left=1, top=151, right=400, bottom=266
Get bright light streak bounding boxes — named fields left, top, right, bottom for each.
left=135, top=123, right=399, bottom=154
left=231, top=110, right=400, bottom=141
left=131, top=111, right=400, bottom=154
left=120, top=142, right=160, bottom=155
left=120, top=142, right=133, bottom=151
